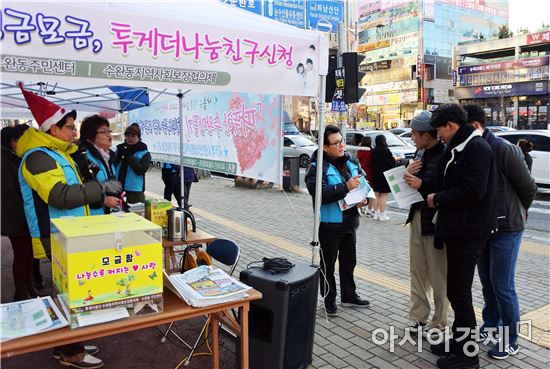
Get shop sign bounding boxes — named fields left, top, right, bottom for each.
left=358, top=0, right=381, bottom=17
left=366, top=80, right=417, bottom=94
left=360, top=60, right=392, bottom=72
left=458, top=56, right=549, bottom=75
left=455, top=81, right=549, bottom=99
left=439, top=0, right=508, bottom=17
left=358, top=39, right=390, bottom=52
left=527, top=31, right=550, bottom=45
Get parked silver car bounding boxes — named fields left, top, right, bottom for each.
left=283, top=135, right=317, bottom=168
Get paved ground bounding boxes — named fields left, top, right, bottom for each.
left=2, top=168, right=549, bottom=369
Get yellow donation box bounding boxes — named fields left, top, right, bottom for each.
left=145, top=198, right=172, bottom=231
left=51, top=212, right=163, bottom=328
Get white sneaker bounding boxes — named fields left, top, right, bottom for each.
left=379, top=212, right=390, bottom=221
left=367, top=210, right=375, bottom=218
left=373, top=211, right=380, bottom=220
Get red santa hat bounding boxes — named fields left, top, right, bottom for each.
left=18, top=82, right=76, bottom=132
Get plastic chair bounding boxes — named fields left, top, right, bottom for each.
left=160, top=239, right=241, bottom=365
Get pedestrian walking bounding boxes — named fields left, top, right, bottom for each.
left=161, top=163, right=198, bottom=210
left=357, top=136, right=376, bottom=217
left=465, top=103, right=537, bottom=360
left=305, top=125, right=370, bottom=317
left=403, top=111, right=449, bottom=335
left=115, top=124, right=151, bottom=204
left=371, top=134, right=396, bottom=221
left=427, top=104, right=497, bottom=369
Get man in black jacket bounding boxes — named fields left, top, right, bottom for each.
left=427, top=104, right=497, bottom=369
left=464, top=104, right=537, bottom=360
left=403, top=111, right=449, bottom=335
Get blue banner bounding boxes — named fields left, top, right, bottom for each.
left=265, top=0, right=306, bottom=29
left=219, top=0, right=263, bottom=15
left=455, top=81, right=549, bottom=99
left=306, top=0, right=343, bottom=33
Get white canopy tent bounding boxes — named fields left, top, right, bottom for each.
left=1, top=0, right=329, bottom=263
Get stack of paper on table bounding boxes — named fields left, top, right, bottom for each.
left=164, top=266, right=251, bottom=308
left=1, top=296, right=68, bottom=341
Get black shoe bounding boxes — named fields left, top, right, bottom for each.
left=325, top=302, right=338, bottom=317
left=54, top=346, right=99, bottom=360
left=437, top=352, right=479, bottom=369
left=341, top=296, right=370, bottom=308
left=431, top=340, right=458, bottom=357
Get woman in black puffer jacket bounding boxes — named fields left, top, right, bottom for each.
left=1, top=125, right=39, bottom=300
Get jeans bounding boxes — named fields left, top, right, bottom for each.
left=477, top=230, right=523, bottom=346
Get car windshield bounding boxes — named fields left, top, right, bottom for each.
left=368, top=132, right=407, bottom=147
left=290, top=136, right=316, bottom=147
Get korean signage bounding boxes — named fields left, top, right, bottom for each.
left=1, top=2, right=324, bottom=97
left=130, top=92, right=283, bottom=184
left=331, top=67, right=346, bottom=112
left=220, top=0, right=263, bottom=15
left=455, top=81, right=549, bottom=99
left=360, top=60, right=392, bottom=72
left=458, top=57, right=550, bottom=74
left=358, top=40, right=390, bottom=52
left=265, top=0, right=306, bottom=29
left=527, top=31, right=550, bottom=45
left=306, top=0, right=343, bottom=33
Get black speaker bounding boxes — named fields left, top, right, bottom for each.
left=239, top=261, right=319, bottom=369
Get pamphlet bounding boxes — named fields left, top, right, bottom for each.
left=164, top=266, right=251, bottom=308
left=1, top=296, right=68, bottom=341
left=383, top=166, right=424, bottom=209
left=76, top=306, right=130, bottom=327
left=338, top=180, right=375, bottom=211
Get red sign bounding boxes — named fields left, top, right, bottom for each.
left=527, top=31, right=550, bottom=45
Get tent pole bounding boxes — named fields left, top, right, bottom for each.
left=311, top=75, right=326, bottom=267
left=178, top=89, right=185, bottom=210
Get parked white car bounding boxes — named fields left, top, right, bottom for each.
left=345, top=130, right=416, bottom=166
left=495, top=130, right=550, bottom=189
left=283, top=135, right=317, bottom=168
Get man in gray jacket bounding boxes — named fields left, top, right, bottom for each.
left=464, top=104, right=537, bottom=360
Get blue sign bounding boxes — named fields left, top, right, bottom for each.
left=219, top=0, right=263, bottom=15
left=265, top=0, right=306, bottom=29
left=331, top=98, right=346, bottom=112
left=306, top=0, right=343, bottom=33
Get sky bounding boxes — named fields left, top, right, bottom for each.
left=508, top=0, right=550, bottom=32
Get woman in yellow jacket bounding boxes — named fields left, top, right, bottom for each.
left=17, top=83, right=117, bottom=369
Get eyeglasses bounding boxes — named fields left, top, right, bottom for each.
left=64, top=125, right=77, bottom=132
left=97, top=129, right=113, bottom=135
left=327, top=138, right=345, bottom=147
left=125, top=133, right=138, bottom=137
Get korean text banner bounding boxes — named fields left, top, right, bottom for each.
left=0, top=1, right=324, bottom=96
left=129, top=92, right=283, bottom=184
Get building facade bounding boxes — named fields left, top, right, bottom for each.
left=355, top=0, right=508, bottom=129
left=454, top=31, right=550, bottom=129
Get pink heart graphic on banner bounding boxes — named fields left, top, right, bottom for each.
left=132, top=264, right=139, bottom=272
